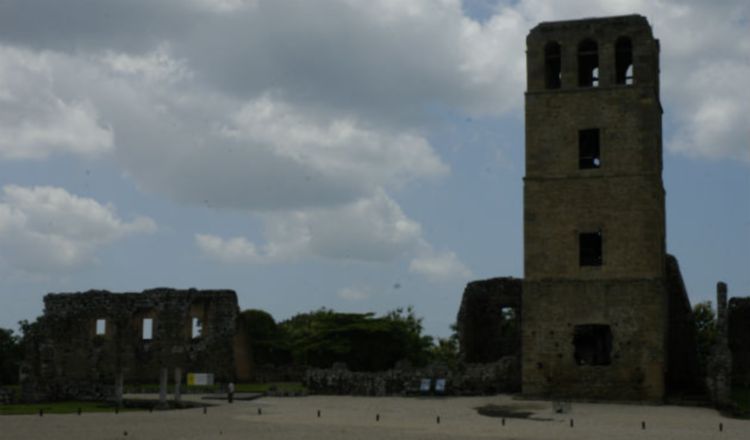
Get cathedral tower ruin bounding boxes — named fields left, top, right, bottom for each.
left=522, top=15, right=667, bottom=400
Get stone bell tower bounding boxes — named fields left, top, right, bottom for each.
left=522, top=15, right=667, bottom=400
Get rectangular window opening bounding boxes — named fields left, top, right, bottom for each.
left=579, top=232, right=602, bottom=266
left=574, top=324, right=612, bottom=366
left=191, top=317, right=202, bottom=339
left=142, top=318, right=153, bottom=340
left=95, top=319, right=106, bottom=336
left=578, top=128, right=601, bottom=169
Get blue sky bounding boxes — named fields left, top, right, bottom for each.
left=0, top=0, right=748, bottom=338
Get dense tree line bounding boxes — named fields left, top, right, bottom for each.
left=239, top=307, right=456, bottom=372
left=0, top=327, right=22, bottom=385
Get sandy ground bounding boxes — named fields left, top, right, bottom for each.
left=1, top=394, right=747, bottom=440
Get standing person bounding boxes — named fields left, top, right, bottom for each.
left=228, top=381, right=235, bottom=403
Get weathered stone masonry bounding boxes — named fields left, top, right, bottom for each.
left=456, top=277, right=521, bottom=364
left=522, top=15, right=669, bottom=401
left=454, top=15, right=714, bottom=402
left=22, top=288, right=238, bottom=401
left=729, top=296, right=750, bottom=387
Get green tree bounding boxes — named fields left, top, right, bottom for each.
left=0, top=327, right=21, bottom=385
left=238, top=309, right=290, bottom=366
left=278, top=306, right=433, bottom=371
left=693, top=301, right=716, bottom=375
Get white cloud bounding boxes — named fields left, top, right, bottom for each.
left=101, top=44, right=192, bottom=84
left=0, top=186, right=156, bottom=273
left=0, top=0, right=747, bottom=165
left=196, top=188, right=473, bottom=282
left=188, top=0, right=259, bottom=14
left=196, top=190, right=422, bottom=263
left=0, top=0, right=745, bottom=281
left=665, top=61, right=750, bottom=162
left=0, top=46, right=114, bottom=160
left=195, top=234, right=265, bottom=264
left=337, top=287, right=370, bottom=301
left=409, top=250, right=473, bottom=283
left=220, top=95, right=448, bottom=194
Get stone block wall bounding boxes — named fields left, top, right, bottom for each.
left=665, top=255, right=701, bottom=395
left=22, top=288, right=238, bottom=402
left=729, top=297, right=750, bottom=387
left=522, top=278, right=667, bottom=400
left=456, top=277, right=522, bottom=363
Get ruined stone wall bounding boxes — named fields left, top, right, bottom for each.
left=456, top=277, right=522, bottom=363
left=665, top=255, right=701, bottom=394
left=522, top=279, right=667, bottom=400
left=729, top=297, right=750, bottom=387
left=22, top=288, right=238, bottom=401
left=707, top=283, right=732, bottom=406
left=305, top=357, right=519, bottom=396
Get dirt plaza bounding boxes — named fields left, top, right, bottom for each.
left=2, top=395, right=747, bottom=440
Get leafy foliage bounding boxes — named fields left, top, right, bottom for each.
left=237, top=306, right=435, bottom=372
left=0, top=327, right=22, bottom=385
left=693, top=301, right=716, bottom=375
left=238, top=309, right=291, bottom=366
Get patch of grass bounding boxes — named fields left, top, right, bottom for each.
left=0, top=401, right=140, bottom=416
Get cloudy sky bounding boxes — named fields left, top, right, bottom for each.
left=0, top=0, right=748, bottom=337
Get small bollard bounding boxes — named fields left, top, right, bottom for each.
left=641, top=421, right=646, bottom=430
left=436, top=416, right=441, bottom=424
left=123, top=431, right=128, bottom=437
left=570, top=419, right=574, bottom=428
left=203, top=406, right=207, bottom=415
left=501, top=418, right=505, bottom=426
left=115, top=406, right=119, bottom=415
left=719, top=422, right=723, bottom=432
left=39, top=409, right=43, bottom=417
left=149, top=406, right=153, bottom=413
left=77, top=407, right=82, bottom=415
left=376, top=414, right=380, bottom=422
left=257, top=408, right=262, bottom=415
left=317, top=409, right=321, bottom=418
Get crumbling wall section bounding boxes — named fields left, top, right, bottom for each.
left=22, top=288, right=238, bottom=402
left=707, top=282, right=732, bottom=407
left=665, top=254, right=701, bottom=395
left=729, top=296, right=750, bottom=387
left=456, top=277, right=522, bottom=364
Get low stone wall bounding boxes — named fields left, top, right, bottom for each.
left=252, top=364, right=306, bottom=383
left=304, top=357, right=520, bottom=396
